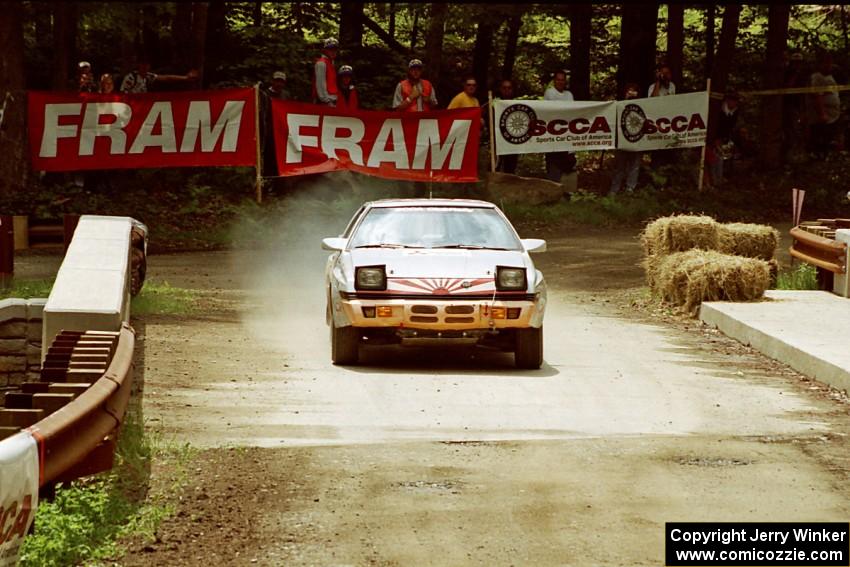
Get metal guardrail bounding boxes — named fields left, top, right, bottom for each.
left=12, top=325, right=135, bottom=485
left=789, top=226, right=847, bottom=274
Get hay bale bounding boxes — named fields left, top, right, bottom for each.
left=642, top=253, right=665, bottom=290
left=655, top=250, right=771, bottom=315
left=640, top=215, right=720, bottom=256
left=718, top=223, right=780, bottom=261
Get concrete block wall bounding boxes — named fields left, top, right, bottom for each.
left=0, top=299, right=47, bottom=386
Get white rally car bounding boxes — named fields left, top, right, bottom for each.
left=322, top=199, right=547, bottom=368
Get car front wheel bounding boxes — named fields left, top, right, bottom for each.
left=515, top=327, right=543, bottom=369
left=331, top=322, right=360, bottom=365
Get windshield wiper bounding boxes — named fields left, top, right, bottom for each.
left=433, top=244, right=511, bottom=250
left=353, top=243, right=424, bottom=249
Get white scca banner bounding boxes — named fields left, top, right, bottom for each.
left=616, top=91, right=709, bottom=152
left=0, top=433, right=39, bottom=567
left=494, top=99, right=616, bottom=156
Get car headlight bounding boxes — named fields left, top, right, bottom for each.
left=355, top=265, right=387, bottom=290
left=496, top=266, right=527, bottom=291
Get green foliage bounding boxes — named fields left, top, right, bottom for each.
left=774, top=263, right=819, bottom=290
left=19, top=409, right=194, bottom=567
left=131, top=280, right=200, bottom=316
left=0, top=278, right=53, bottom=300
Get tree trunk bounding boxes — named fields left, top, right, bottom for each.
left=204, top=0, right=225, bottom=83
left=501, top=11, right=523, bottom=80
left=173, top=2, right=193, bottom=69
left=705, top=4, right=716, bottom=80
left=142, top=4, right=160, bottom=64
left=410, top=5, right=420, bottom=50
left=667, top=3, right=684, bottom=89
left=618, top=3, right=659, bottom=95
left=472, top=18, right=494, bottom=97
left=389, top=2, right=396, bottom=39
left=759, top=4, right=791, bottom=169
left=192, top=2, right=209, bottom=84
left=707, top=4, right=741, bottom=143
left=0, top=1, right=28, bottom=197
left=424, top=3, right=447, bottom=82
left=52, top=1, right=77, bottom=91
left=569, top=4, right=591, bottom=100
left=339, top=2, right=364, bottom=52
left=253, top=0, right=262, bottom=26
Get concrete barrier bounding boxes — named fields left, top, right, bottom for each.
left=42, top=216, right=138, bottom=361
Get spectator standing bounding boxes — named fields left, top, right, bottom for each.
left=336, top=65, right=359, bottom=111
left=648, top=63, right=676, bottom=97
left=543, top=70, right=576, bottom=192
left=312, top=38, right=339, bottom=106
left=495, top=79, right=518, bottom=174
left=393, top=59, right=437, bottom=112
left=120, top=59, right=198, bottom=93
left=77, top=61, right=96, bottom=93
left=808, top=52, right=841, bottom=160
left=448, top=76, right=480, bottom=109
left=99, top=73, right=115, bottom=94
left=609, top=83, right=642, bottom=195
left=648, top=63, right=676, bottom=168
left=544, top=69, right=575, bottom=101
left=707, top=90, right=742, bottom=188
left=267, top=71, right=290, bottom=100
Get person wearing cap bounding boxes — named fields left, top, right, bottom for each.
left=267, top=71, right=290, bottom=100
left=313, top=38, right=339, bottom=106
left=393, top=59, right=437, bottom=112
left=336, top=65, right=359, bottom=111
left=77, top=61, right=96, bottom=93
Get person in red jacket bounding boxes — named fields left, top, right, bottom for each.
left=336, top=65, right=359, bottom=111
left=392, top=59, right=437, bottom=112
left=312, top=37, right=338, bottom=105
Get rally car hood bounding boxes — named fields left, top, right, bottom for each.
left=347, top=248, right=533, bottom=280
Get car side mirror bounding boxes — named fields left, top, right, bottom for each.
left=321, top=237, right=347, bottom=251
left=521, top=238, right=547, bottom=253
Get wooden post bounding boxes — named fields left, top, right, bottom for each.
left=697, top=78, right=711, bottom=192
left=0, top=215, right=13, bottom=289
left=488, top=90, right=497, bottom=173
left=254, top=83, right=263, bottom=204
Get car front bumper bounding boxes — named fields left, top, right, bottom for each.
left=334, top=296, right=543, bottom=330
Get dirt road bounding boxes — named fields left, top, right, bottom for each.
left=124, top=225, right=850, bottom=566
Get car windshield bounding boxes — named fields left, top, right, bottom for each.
left=348, top=207, right=522, bottom=250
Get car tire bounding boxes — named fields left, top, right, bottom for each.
left=515, top=327, right=543, bottom=369
left=331, top=323, right=360, bottom=365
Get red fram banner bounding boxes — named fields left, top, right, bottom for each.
left=28, top=88, right=256, bottom=171
left=271, top=100, right=481, bottom=182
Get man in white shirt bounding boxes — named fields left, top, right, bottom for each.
left=544, top=70, right=575, bottom=101
left=542, top=70, right=577, bottom=194
left=648, top=64, right=676, bottom=97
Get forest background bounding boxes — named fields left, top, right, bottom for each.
left=1, top=2, right=849, bottom=248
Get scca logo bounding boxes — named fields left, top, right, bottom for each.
left=500, top=104, right=611, bottom=144
left=620, top=103, right=706, bottom=142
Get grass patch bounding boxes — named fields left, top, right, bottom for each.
left=774, top=263, right=819, bottom=290
left=131, top=281, right=201, bottom=316
left=0, top=278, right=54, bottom=300
left=19, top=408, right=194, bottom=567
left=503, top=190, right=670, bottom=227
